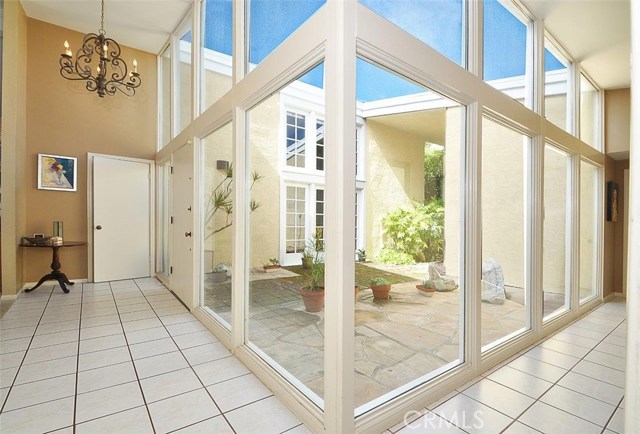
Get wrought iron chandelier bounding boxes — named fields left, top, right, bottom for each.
left=59, top=0, right=141, bottom=97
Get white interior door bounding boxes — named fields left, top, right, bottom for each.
left=93, top=155, right=152, bottom=282
left=170, top=142, right=194, bottom=307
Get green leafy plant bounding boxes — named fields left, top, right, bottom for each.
left=381, top=199, right=444, bottom=263
left=356, top=249, right=367, bottom=262
left=204, top=164, right=263, bottom=240
left=424, top=144, right=444, bottom=202
left=422, top=278, right=434, bottom=288
left=306, top=261, right=325, bottom=291
left=369, top=277, right=390, bottom=286
left=264, top=258, right=280, bottom=267
left=212, top=264, right=227, bottom=273
left=376, top=248, right=415, bottom=265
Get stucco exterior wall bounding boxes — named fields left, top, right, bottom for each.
left=543, top=147, right=569, bottom=293
left=579, top=161, right=598, bottom=294
left=248, top=94, right=282, bottom=268
left=364, top=119, right=426, bottom=258
left=444, top=108, right=462, bottom=279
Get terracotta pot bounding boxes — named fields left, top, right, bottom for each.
left=416, top=284, right=435, bottom=297
left=263, top=265, right=281, bottom=273
left=354, top=285, right=360, bottom=302
left=302, top=257, right=313, bottom=270
left=211, top=271, right=227, bottom=283
left=370, top=284, right=392, bottom=300
left=300, top=287, right=325, bottom=312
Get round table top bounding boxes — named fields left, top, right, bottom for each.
left=20, top=241, right=87, bottom=248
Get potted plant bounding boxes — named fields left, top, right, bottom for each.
left=263, top=258, right=281, bottom=272
left=300, top=260, right=325, bottom=312
left=301, top=246, right=314, bottom=270
left=416, top=278, right=436, bottom=297
left=211, top=264, right=228, bottom=283
left=369, top=277, right=392, bottom=300
left=356, top=249, right=367, bottom=263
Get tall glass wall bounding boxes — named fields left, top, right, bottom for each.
left=201, top=0, right=233, bottom=113
left=354, top=59, right=464, bottom=412
left=248, top=0, right=325, bottom=69
left=579, top=161, right=599, bottom=303
left=580, top=74, right=599, bottom=149
left=483, top=0, right=529, bottom=105
left=543, top=145, right=571, bottom=319
left=202, top=124, right=234, bottom=327
left=177, top=26, right=193, bottom=134
left=359, top=0, right=464, bottom=66
left=481, top=117, right=528, bottom=349
left=544, top=38, right=569, bottom=131
left=160, top=46, right=172, bottom=147
left=247, top=64, right=326, bottom=405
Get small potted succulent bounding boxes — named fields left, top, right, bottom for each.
left=263, top=258, right=281, bottom=272
left=211, top=264, right=228, bottom=283
left=356, top=249, right=367, bottom=263
left=416, top=278, right=436, bottom=297
left=369, top=277, right=392, bottom=300
left=300, top=260, right=325, bottom=312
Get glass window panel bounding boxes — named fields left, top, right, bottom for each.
left=483, top=0, right=529, bottom=105
left=544, top=38, right=569, bottom=131
left=580, top=74, right=599, bottom=148
left=157, top=162, right=171, bottom=275
left=359, top=0, right=464, bottom=66
left=580, top=161, right=599, bottom=302
left=201, top=0, right=233, bottom=113
left=177, top=29, right=193, bottom=134
left=202, top=123, right=233, bottom=327
left=355, top=59, right=464, bottom=412
left=543, top=145, right=570, bottom=320
left=160, top=46, right=171, bottom=147
left=248, top=64, right=325, bottom=405
left=481, top=117, right=528, bottom=350
left=248, top=0, right=325, bottom=68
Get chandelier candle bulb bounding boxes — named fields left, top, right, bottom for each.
left=133, top=59, right=137, bottom=73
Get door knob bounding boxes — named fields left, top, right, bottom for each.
left=96, top=225, right=102, bottom=230
left=185, top=232, right=192, bottom=237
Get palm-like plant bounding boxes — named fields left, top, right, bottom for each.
left=204, top=164, right=263, bottom=240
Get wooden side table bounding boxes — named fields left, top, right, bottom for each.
left=20, top=242, right=86, bottom=293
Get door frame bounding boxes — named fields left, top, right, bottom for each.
left=87, top=153, right=156, bottom=282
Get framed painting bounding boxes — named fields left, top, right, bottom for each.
left=37, top=154, right=78, bottom=192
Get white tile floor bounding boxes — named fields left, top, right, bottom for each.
left=0, top=279, right=627, bottom=434
left=391, top=299, right=627, bottom=433
left=0, top=279, right=307, bottom=434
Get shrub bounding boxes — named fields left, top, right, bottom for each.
left=382, top=199, right=444, bottom=263
left=376, top=248, right=415, bottom=265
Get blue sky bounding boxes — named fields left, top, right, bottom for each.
left=203, top=0, right=566, bottom=101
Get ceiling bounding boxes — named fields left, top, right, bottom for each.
left=20, top=0, right=631, bottom=89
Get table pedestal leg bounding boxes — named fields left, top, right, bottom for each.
left=25, top=245, right=73, bottom=294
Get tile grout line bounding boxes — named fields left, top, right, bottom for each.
left=503, top=309, right=627, bottom=432
left=0, top=286, right=56, bottom=414
left=133, top=279, right=240, bottom=434
left=72, top=282, right=85, bottom=434
left=105, top=280, right=158, bottom=434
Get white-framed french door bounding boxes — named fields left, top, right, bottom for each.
left=281, top=182, right=325, bottom=266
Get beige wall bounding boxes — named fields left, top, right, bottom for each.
left=1, top=0, right=29, bottom=295
left=22, top=19, right=157, bottom=283
left=365, top=119, right=425, bottom=258
left=605, top=88, right=630, bottom=157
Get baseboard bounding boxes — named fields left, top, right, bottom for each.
left=603, top=292, right=617, bottom=303
left=0, top=293, right=19, bottom=301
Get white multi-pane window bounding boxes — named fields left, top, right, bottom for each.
left=286, top=111, right=307, bottom=168
left=316, top=120, right=325, bottom=171
left=285, top=186, right=307, bottom=254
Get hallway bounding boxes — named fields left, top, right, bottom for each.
left=0, top=278, right=627, bottom=433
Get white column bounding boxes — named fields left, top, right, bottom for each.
left=324, top=0, right=356, bottom=432
left=625, top=0, right=640, bottom=431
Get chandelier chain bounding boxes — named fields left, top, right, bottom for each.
left=99, top=0, right=105, bottom=35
